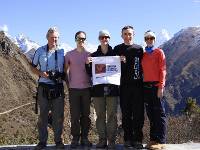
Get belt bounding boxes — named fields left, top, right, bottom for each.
left=143, top=81, right=159, bottom=88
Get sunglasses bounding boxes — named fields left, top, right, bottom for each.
left=145, top=37, right=155, bottom=41
left=76, top=37, right=86, bottom=42
left=99, top=36, right=110, bottom=40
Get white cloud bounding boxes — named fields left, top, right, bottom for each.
left=0, top=24, right=8, bottom=32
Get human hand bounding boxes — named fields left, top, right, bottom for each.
left=120, top=55, right=126, bottom=63
left=157, top=88, right=164, bottom=99
left=86, top=57, right=92, bottom=64
left=40, top=71, right=49, bottom=78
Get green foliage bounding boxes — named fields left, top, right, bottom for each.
left=183, top=97, right=200, bottom=117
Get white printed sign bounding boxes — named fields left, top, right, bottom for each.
left=92, top=56, right=121, bottom=85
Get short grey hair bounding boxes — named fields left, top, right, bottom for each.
left=46, top=27, right=59, bottom=39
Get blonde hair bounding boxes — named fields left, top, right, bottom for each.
left=46, top=27, right=59, bottom=39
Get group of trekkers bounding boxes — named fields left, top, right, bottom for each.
left=31, top=25, right=166, bottom=150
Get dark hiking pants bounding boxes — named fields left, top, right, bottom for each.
left=120, top=84, right=144, bottom=143
left=69, top=88, right=91, bottom=140
left=144, top=85, right=167, bottom=144
left=37, top=84, right=64, bottom=143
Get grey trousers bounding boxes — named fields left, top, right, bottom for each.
left=69, top=88, right=91, bottom=140
left=37, top=85, right=64, bottom=143
left=93, top=96, right=118, bottom=142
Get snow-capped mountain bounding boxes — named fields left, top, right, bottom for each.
left=13, top=34, right=74, bottom=60
left=2, top=28, right=171, bottom=60
left=12, top=34, right=40, bottom=60
left=14, top=34, right=40, bottom=53
left=173, top=27, right=200, bottom=47
left=156, top=29, right=171, bottom=47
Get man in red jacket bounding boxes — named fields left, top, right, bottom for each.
left=142, top=30, right=167, bottom=150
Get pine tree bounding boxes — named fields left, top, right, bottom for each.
left=183, top=97, right=200, bottom=117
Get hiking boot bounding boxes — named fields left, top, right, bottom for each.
left=96, top=139, right=107, bottom=148
left=81, top=138, right=92, bottom=147
left=34, top=142, right=47, bottom=150
left=150, top=143, right=166, bottom=150
left=107, top=141, right=115, bottom=149
left=124, top=141, right=133, bottom=148
left=145, top=141, right=157, bottom=149
left=107, top=139, right=116, bottom=149
left=70, top=138, right=79, bottom=149
left=132, top=141, right=143, bottom=149
left=55, top=141, right=65, bottom=149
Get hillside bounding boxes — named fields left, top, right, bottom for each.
left=161, top=27, right=200, bottom=114
left=0, top=31, right=37, bottom=109
left=0, top=31, right=78, bottom=145
left=0, top=31, right=39, bottom=144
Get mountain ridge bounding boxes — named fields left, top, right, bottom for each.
left=161, top=27, right=200, bottom=114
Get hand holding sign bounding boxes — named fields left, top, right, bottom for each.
left=92, top=56, right=121, bottom=85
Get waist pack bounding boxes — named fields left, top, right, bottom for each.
left=39, top=83, right=64, bottom=100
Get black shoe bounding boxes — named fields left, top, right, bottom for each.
left=56, top=141, right=65, bottom=149
left=71, top=139, right=79, bottom=149
left=124, top=141, right=133, bottom=148
left=81, top=138, right=92, bottom=147
left=132, top=141, right=143, bottom=149
left=107, top=142, right=115, bottom=149
left=34, top=142, right=47, bottom=150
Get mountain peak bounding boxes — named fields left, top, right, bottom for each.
left=174, top=26, right=200, bottom=38
left=161, top=26, right=200, bottom=114
left=156, top=29, right=171, bottom=47
left=14, top=33, right=40, bottom=53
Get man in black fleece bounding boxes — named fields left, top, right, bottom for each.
left=114, top=26, right=144, bottom=149
left=85, top=30, right=119, bottom=149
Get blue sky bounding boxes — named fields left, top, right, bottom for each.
left=1, top=0, right=200, bottom=48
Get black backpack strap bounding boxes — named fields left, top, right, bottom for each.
left=55, top=50, right=58, bottom=71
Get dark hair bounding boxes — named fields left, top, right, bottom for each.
left=121, top=25, right=134, bottom=33
left=145, top=30, right=152, bottom=34
left=75, top=31, right=86, bottom=40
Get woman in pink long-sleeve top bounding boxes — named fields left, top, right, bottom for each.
left=65, top=31, right=92, bottom=149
